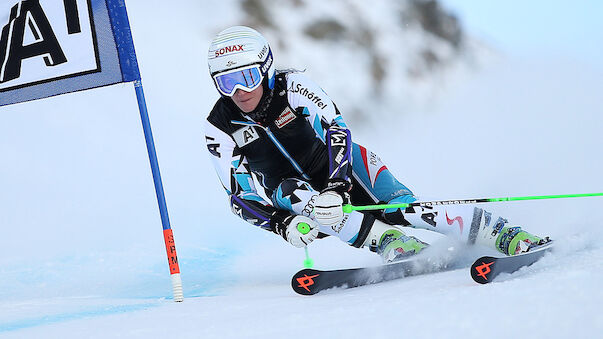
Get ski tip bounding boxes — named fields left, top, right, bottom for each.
left=470, top=242, right=554, bottom=284
left=291, top=268, right=322, bottom=295
left=470, top=256, right=497, bottom=284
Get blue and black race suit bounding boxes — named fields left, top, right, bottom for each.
left=204, top=71, right=413, bottom=245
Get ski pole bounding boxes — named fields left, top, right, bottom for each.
left=297, top=222, right=314, bottom=268
left=342, top=192, right=603, bottom=213
left=303, top=247, right=314, bottom=268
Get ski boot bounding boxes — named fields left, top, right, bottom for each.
left=364, top=220, right=429, bottom=263
left=496, top=226, right=551, bottom=256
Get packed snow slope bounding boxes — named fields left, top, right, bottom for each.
left=1, top=0, right=602, bottom=338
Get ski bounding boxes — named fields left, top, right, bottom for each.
left=470, top=242, right=554, bottom=284
left=291, top=254, right=456, bottom=295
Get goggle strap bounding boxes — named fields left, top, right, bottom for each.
left=258, top=48, right=273, bottom=77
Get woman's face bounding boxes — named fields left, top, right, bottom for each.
left=231, top=85, right=263, bottom=113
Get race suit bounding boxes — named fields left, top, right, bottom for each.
left=204, top=71, right=414, bottom=247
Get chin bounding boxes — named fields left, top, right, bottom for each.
left=238, top=101, right=259, bottom=113
left=240, top=106, right=254, bottom=113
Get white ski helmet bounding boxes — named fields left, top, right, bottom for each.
left=208, top=26, right=275, bottom=96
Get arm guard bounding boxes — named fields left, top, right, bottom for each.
left=326, top=125, right=352, bottom=182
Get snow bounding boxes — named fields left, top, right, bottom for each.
left=1, top=1, right=602, bottom=338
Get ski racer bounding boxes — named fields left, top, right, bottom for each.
left=204, top=26, right=548, bottom=262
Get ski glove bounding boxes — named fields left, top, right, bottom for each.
left=314, top=179, right=351, bottom=229
left=271, top=210, right=319, bottom=248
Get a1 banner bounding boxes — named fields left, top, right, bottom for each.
left=0, top=0, right=183, bottom=302
left=0, top=0, right=139, bottom=106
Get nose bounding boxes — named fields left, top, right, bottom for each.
left=233, top=89, right=251, bottom=97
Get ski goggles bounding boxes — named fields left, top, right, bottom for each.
left=213, top=64, right=264, bottom=97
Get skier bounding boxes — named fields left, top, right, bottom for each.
left=204, top=26, right=548, bottom=263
